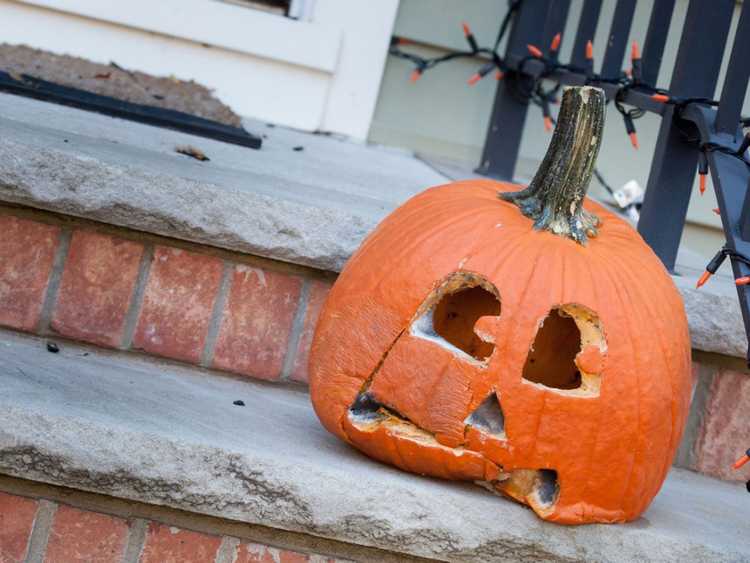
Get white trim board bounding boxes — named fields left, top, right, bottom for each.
left=2, top=0, right=398, bottom=138
left=13, top=0, right=341, bottom=72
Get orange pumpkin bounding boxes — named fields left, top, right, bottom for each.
left=309, top=87, right=691, bottom=524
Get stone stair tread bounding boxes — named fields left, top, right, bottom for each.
left=0, top=93, right=746, bottom=359
left=0, top=329, right=747, bottom=562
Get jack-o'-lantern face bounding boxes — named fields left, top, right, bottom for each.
left=309, top=88, right=691, bottom=524
left=343, top=271, right=607, bottom=519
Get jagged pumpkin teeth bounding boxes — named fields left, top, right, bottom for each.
left=309, top=86, right=691, bottom=525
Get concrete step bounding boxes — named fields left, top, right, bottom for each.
left=0, top=92, right=746, bottom=360
left=0, top=329, right=747, bottom=562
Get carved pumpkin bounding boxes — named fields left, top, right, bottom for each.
left=309, top=87, right=691, bottom=524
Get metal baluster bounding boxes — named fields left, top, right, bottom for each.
left=600, top=0, right=637, bottom=78
left=476, top=0, right=551, bottom=180
left=542, top=0, right=571, bottom=62
left=637, top=0, right=735, bottom=271
left=571, top=0, right=602, bottom=68
left=716, top=0, right=750, bottom=138
left=704, top=152, right=750, bottom=365
left=640, top=0, right=676, bottom=86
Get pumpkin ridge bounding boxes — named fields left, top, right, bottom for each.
left=366, top=202, right=491, bottom=292
left=620, top=257, right=684, bottom=515
left=572, top=249, right=608, bottom=512
left=610, top=247, right=684, bottom=506
left=487, top=231, right=545, bottom=363
left=600, top=252, right=644, bottom=516
left=588, top=249, right=637, bottom=513
left=485, top=235, right=553, bottom=470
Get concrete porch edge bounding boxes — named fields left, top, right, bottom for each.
left=0, top=93, right=746, bottom=358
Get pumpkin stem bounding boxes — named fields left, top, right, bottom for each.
left=498, top=86, right=605, bottom=244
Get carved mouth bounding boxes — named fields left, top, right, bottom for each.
left=346, top=389, right=560, bottom=514
left=348, top=391, right=447, bottom=446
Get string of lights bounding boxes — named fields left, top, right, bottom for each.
left=388, top=2, right=750, bottom=288
left=388, top=1, right=521, bottom=83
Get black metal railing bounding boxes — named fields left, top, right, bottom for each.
left=476, top=0, right=750, bottom=364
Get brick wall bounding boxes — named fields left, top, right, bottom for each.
left=0, top=490, right=344, bottom=563
left=0, top=207, right=331, bottom=384
left=675, top=362, right=750, bottom=484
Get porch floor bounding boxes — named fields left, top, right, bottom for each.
left=0, top=329, right=747, bottom=562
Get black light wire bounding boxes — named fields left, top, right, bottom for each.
left=390, top=0, right=750, bottom=273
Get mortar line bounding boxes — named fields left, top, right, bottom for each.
left=215, top=536, right=240, bottom=563
left=121, top=243, right=154, bottom=349
left=24, top=499, right=57, bottom=563
left=200, top=260, right=234, bottom=368
left=36, top=229, right=71, bottom=334
left=279, top=278, right=311, bottom=381
left=121, top=518, right=148, bottom=563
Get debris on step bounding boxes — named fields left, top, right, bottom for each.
left=176, top=145, right=210, bottom=161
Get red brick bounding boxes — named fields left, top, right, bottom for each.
left=234, top=542, right=310, bottom=563
left=290, top=280, right=331, bottom=383
left=51, top=230, right=143, bottom=348
left=133, top=247, right=222, bottom=363
left=694, top=369, right=750, bottom=481
left=44, top=505, right=128, bottom=563
left=0, top=215, right=60, bottom=332
left=0, top=492, right=38, bottom=563
left=213, top=266, right=301, bottom=381
left=139, top=523, right=221, bottom=563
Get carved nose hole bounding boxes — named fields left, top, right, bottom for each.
left=465, top=392, right=505, bottom=438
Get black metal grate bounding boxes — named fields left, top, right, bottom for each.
left=0, top=71, right=261, bottom=149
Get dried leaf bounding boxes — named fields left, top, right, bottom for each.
left=175, top=145, right=210, bottom=161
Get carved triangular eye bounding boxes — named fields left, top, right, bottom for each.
left=464, top=392, right=505, bottom=437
